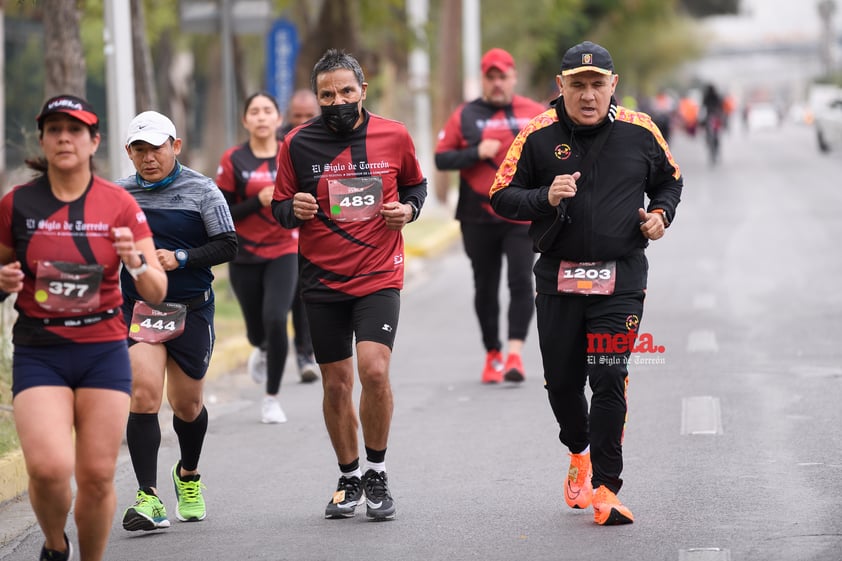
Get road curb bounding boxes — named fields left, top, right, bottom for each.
left=0, top=449, right=26, bottom=510
left=405, top=219, right=460, bottom=259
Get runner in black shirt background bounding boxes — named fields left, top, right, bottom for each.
left=435, top=48, right=546, bottom=385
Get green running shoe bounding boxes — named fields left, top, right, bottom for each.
left=172, top=462, right=207, bottom=522
left=122, top=488, right=171, bottom=531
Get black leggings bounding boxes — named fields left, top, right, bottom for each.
left=460, top=221, right=535, bottom=351
left=229, top=255, right=298, bottom=394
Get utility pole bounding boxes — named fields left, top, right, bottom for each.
left=407, top=0, right=433, bottom=196
left=104, top=0, right=136, bottom=179
left=462, top=0, right=481, bottom=100
left=817, top=0, right=838, bottom=78
left=220, top=0, right=237, bottom=149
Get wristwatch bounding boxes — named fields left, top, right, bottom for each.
left=126, top=253, right=148, bottom=280
left=174, top=249, right=189, bottom=269
left=407, top=201, right=420, bottom=223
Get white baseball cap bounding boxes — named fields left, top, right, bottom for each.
left=126, top=111, right=177, bottom=146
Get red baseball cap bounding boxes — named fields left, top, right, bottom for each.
left=481, top=48, right=515, bottom=74
left=36, top=94, right=99, bottom=129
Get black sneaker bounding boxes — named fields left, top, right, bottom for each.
left=325, top=475, right=363, bottom=519
left=39, top=534, right=72, bottom=561
left=362, top=469, right=396, bottom=521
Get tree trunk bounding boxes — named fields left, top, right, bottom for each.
left=433, top=0, right=463, bottom=204
left=42, top=0, right=85, bottom=98
left=295, top=0, right=359, bottom=90
left=131, top=0, right=157, bottom=111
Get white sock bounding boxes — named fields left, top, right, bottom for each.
left=341, top=467, right=362, bottom=479
left=573, top=445, right=590, bottom=456
left=366, top=461, right=386, bottom=474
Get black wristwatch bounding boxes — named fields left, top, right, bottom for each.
left=407, top=201, right=420, bottom=223
left=175, top=248, right=189, bottom=269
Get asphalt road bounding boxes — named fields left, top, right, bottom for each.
left=2, top=119, right=842, bottom=560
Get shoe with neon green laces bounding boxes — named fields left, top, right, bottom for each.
left=122, top=488, right=171, bottom=531
left=172, top=462, right=207, bottom=522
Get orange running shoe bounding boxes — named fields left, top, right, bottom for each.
left=481, top=350, right=504, bottom=384
left=563, top=451, right=593, bottom=509
left=592, top=485, right=634, bottom=525
left=503, top=353, right=525, bottom=383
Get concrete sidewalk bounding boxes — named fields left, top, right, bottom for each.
left=0, top=205, right=459, bottom=541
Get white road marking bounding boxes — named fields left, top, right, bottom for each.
left=679, top=548, right=731, bottom=560
left=680, top=396, right=723, bottom=435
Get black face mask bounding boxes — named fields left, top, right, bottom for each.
left=321, top=102, right=360, bottom=136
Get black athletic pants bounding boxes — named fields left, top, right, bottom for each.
left=536, top=290, right=645, bottom=494
left=460, top=221, right=535, bottom=352
left=229, top=255, right=298, bottom=394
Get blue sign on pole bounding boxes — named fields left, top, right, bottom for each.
left=266, top=18, right=299, bottom=114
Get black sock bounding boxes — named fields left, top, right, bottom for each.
left=365, top=446, right=386, bottom=464
left=339, top=458, right=360, bottom=474
left=126, top=412, right=161, bottom=489
left=172, top=406, right=208, bottom=473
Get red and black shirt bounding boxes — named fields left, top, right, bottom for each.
left=435, top=95, right=546, bottom=223
left=216, top=142, right=298, bottom=264
left=0, top=175, right=152, bottom=345
left=272, top=110, right=427, bottom=302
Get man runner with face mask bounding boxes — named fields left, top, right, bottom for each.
left=272, top=49, right=427, bottom=521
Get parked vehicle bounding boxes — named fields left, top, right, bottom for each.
left=815, top=97, right=842, bottom=153
left=808, top=84, right=842, bottom=153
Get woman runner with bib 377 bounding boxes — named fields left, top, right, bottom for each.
left=0, top=95, right=167, bottom=561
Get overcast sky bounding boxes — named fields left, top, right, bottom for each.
left=705, top=0, right=841, bottom=45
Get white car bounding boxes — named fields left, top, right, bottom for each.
left=815, top=97, right=842, bottom=153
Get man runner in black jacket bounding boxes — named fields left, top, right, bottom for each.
left=490, top=41, right=682, bottom=526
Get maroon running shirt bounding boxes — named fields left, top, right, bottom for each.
left=0, top=175, right=152, bottom=345
left=274, top=112, right=425, bottom=302
left=216, top=141, right=298, bottom=263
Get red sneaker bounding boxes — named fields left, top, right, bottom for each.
left=592, top=485, right=634, bottom=525
left=503, top=353, right=525, bottom=383
left=481, top=350, right=504, bottom=384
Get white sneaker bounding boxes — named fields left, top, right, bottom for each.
left=297, top=352, right=319, bottom=383
left=247, top=348, right=267, bottom=385
left=261, top=396, right=287, bottom=424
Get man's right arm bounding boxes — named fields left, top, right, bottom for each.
left=489, top=137, right=555, bottom=222
left=434, top=145, right=481, bottom=171
left=434, top=105, right=481, bottom=171
left=272, top=142, right=303, bottom=229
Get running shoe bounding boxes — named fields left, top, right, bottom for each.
left=503, top=353, right=525, bottom=383
left=592, top=485, right=634, bottom=525
left=39, top=533, right=72, bottom=561
left=122, top=488, right=171, bottom=531
left=261, top=395, right=287, bottom=424
left=297, top=352, right=319, bottom=383
left=481, top=350, right=504, bottom=384
left=325, top=474, right=363, bottom=519
left=362, top=469, right=396, bottom=521
left=247, top=348, right=267, bottom=384
left=564, top=451, right=593, bottom=509
left=172, top=462, right=207, bottom=522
